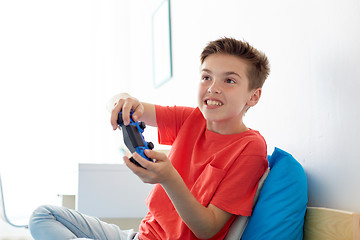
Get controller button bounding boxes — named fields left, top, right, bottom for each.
left=148, top=142, right=154, bottom=150
left=139, top=122, right=146, bottom=130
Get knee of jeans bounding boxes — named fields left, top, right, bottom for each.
left=29, top=205, right=57, bottom=227
left=28, top=205, right=58, bottom=239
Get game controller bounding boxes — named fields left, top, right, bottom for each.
left=117, top=111, right=154, bottom=168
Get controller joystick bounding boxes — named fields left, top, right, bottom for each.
left=117, top=111, right=154, bottom=168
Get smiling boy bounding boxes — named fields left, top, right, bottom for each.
left=29, top=37, right=270, bottom=240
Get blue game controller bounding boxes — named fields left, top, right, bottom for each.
left=117, top=111, right=154, bottom=168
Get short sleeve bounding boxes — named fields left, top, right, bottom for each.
left=155, top=105, right=195, bottom=145
left=211, top=154, right=268, bottom=216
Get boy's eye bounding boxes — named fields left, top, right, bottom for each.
left=225, top=79, right=236, bottom=84
left=202, top=76, right=211, bottom=81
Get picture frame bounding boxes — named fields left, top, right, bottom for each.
left=152, top=0, right=172, bottom=88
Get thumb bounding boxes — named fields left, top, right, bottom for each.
left=145, top=149, right=167, bottom=162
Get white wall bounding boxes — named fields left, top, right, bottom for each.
left=126, top=0, right=360, bottom=212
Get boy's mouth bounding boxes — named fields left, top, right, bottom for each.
left=205, top=99, right=223, bottom=106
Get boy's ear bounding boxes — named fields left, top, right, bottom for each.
left=247, top=88, right=262, bottom=107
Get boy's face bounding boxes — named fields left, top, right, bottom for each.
left=198, top=53, right=261, bottom=134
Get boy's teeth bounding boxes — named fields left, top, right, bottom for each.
left=207, top=100, right=223, bottom=106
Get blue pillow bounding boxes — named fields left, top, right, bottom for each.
left=241, top=147, right=308, bottom=240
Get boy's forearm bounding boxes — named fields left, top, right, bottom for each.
left=139, top=102, right=157, bottom=127
left=161, top=170, right=230, bottom=239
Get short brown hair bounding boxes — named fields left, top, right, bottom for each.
left=200, top=37, right=270, bottom=90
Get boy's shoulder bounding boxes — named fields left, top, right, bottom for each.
left=238, top=129, right=267, bottom=156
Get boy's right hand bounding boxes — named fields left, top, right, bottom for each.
left=109, top=93, right=144, bottom=130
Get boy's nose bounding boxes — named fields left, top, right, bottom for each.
left=207, top=81, right=221, bottom=94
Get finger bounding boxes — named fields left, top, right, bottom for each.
left=110, top=99, right=125, bottom=130
left=124, top=156, right=146, bottom=172
left=132, top=104, right=144, bottom=122
left=124, top=156, right=153, bottom=184
left=132, top=152, right=153, bottom=169
left=123, top=155, right=151, bottom=183
left=121, top=97, right=143, bottom=125
left=121, top=100, right=134, bottom=125
left=144, top=149, right=167, bottom=162
left=123, top=156, right=133, bottom=169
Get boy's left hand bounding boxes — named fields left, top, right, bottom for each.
left=123, top=149, right=177, bottom=185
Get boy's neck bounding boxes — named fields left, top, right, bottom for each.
left=206, top=120, right=248, bottom=135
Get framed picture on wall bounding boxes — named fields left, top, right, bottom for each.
left=152, top=0, right=172, bottom=88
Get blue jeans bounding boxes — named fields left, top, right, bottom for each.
left=29, top=205, right=139, bottom=240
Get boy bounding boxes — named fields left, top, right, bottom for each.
left=29, top=37, right=270, bottom=240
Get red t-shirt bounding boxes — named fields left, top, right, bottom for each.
left=139, top=105, right=268, bottom=240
